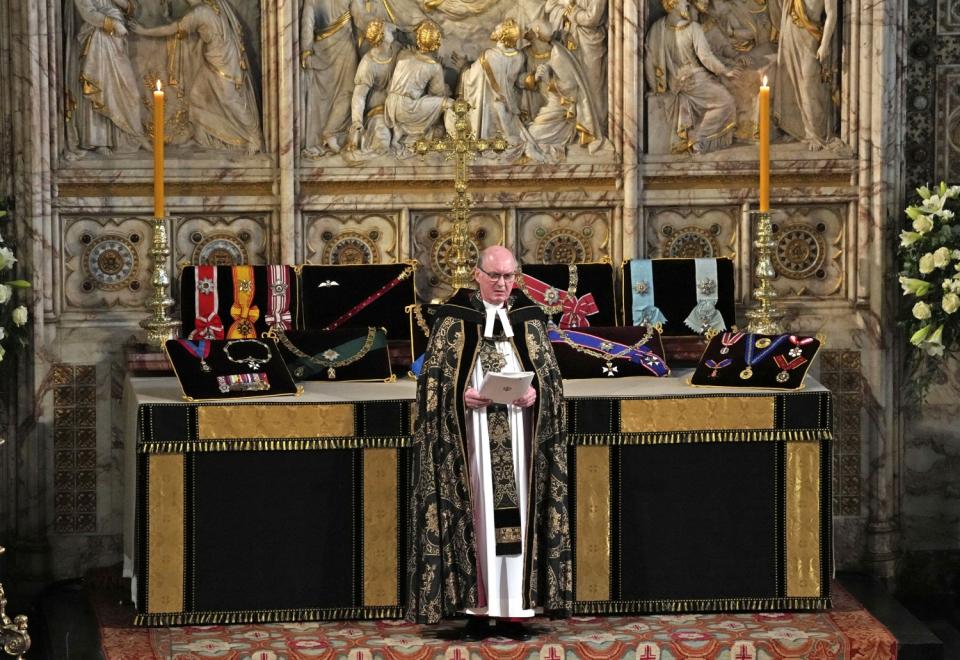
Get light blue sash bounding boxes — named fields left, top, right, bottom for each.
left=629, top=259, right=667, bottom=326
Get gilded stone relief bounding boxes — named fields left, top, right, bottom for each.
left=817, top=350, right=862, bottom=517
left=762, top=205, right=843, bottom=297
left=172, top=214, right=270, bottom=268
left=62, top=0, right=263, bottom=159
left=299, top=0, right=609, bottom=164
left=63, top=215, right=154, bottom=309
left=935, top=65, right=960, bottom=182
left=303, top=211, right=401, bottom=264
left=52, top=365, right=98, bottom=534
left=410, top=209, right=505, bottom=301
left=517, top=209, right=611, bottom=264
left=644, top=207, right=738, bottom=259
left=644, top=0, right=840, bottom=154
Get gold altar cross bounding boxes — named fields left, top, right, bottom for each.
left=414, top=99, right=507, bottom=290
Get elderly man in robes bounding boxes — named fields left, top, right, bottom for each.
left=384, top=20, right=452, bottom=156
left=406, top=245, right=572, bottom=640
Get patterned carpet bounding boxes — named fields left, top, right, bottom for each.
left=92, top=575, right=896, bottom=659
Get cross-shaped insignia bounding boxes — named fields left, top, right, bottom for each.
left=602, top=362, right=618, bottom=376
left=238, top=279, right=252, bottom=292
left=634, top=280, right=649, bottom=295
left=322, top=349, right=340, bottom=361
left=697, top=278, right=717, bottom=295
left=198, top=278, right=215, bottom=294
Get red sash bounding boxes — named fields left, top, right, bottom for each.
left=188, top=265, right=225, bottom=340
left=521, top=272, right=599, bottom=328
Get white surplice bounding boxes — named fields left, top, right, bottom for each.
left=464, top=301, right=535, bottom=618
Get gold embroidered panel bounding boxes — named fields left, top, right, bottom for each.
left=575, top=445, right=611, bottom=601
left=786, top=441, right=822, bottom=597
left=363, top=448, right=399, bottom=607
left=620, top=396, right=776, bottom=433
left=147, top=453, right=185, bottom=614
left=197, top=404, right=354, bottom=439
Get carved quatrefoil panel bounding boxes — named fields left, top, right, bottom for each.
left=62, top=216, right=154, bottom=310
left=645, top=207, right=738, bottom=259
left=304, top=212, right=400, bottom=264
left=173, top=214, right=270, bottom=268
left=410, top=210, right=506, bottom=303
left=517, top=209, right=612, bottom=265
left=760, top=205, right=845, bottom=298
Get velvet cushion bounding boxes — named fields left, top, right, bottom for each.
left=518, top=262, right=617, bottom=327
left=165, top=338, right=299, bottom=400
left=549, top=325, right=670, bottom=379
left=690, top=332, right=821, bottom=390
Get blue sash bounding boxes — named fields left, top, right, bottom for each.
left=548, top=329, right=669, bottom=376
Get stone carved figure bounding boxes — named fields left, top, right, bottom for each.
left=526, top=28, right=605, bottom=161
left=66, top=0, right=146, bottom=156
left=301, top=0, right=359, bottom=157
left=455, top=19, right=536, bottom=160
left=645, top=0, right=738, bottom=154
left=347, top=20, right=400, bottom=157
left=774, top=0, right=838, bottom=149
left=544, top=0, right=608, bottom=136
left=133, top=0, right=263, bottom=154
left=384, top=21, right=452, bottom=155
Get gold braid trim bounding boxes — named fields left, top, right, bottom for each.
left=573, top=597, right=830, bottom=614
left=135, top=605, right=405, bottom=626
left=140, top=436, right=411, bottom=454
left=570, top=429, right=833, bottom=445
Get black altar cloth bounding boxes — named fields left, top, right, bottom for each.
left=124, top=373, right=831, bottom=626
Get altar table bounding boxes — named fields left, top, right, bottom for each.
left=123, top=372, right=832, bottom=626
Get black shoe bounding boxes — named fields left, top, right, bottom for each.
left=460, top=617, right=491, bottom=641
left=496, top=620, right=532, bottom=641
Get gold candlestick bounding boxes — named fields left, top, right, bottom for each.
left=139, top=216, right=181, bottom=346
left=745, top=210, right=785, bottom=334
left=414, top=99, right=507, bottom=290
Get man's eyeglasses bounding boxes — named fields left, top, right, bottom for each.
left=477, top=267, right=517, bottom=283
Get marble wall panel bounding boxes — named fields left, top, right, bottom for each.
left=935, top=65, right=960, bottom=183
left=410, top=210, right=506, bottom=302
left=61, top=215, right=155, bottom=311
left=303, top=211, right=402, bottom=264
left=516, top=209, right=612, bottom=265
left=172, top=214, right=271, bottom=268
left=644, top=207, right=738, bottom=259
left=759, top=205, right=845, bottom=298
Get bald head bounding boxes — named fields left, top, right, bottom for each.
left=474, top=246, right=517, bottom=305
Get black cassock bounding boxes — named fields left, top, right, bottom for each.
left=405, top=288, right=572, bottom=624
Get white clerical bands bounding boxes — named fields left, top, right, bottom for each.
left=483, top=303, right=514, bottom=338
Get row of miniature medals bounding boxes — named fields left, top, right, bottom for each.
left=178, top=338, right=273, bottom=393
left=706, top=331, right=812, bottom=382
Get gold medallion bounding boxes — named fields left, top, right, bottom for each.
left=755, top=337, right=772, bottom=349
left=740, top=366, right=753, bottom=380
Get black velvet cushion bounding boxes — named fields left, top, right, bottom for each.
left=179, top=265, right=299, bottom=339
left=272, top=327, right=393, bottom=382
left=620, top=258, right=736, bottom=335
left=690, top=331, right=821, bottom=390
left=518, top=263, right=617, bottom=327
left=549, top=325, right=670, bottom=379
left=165, top=338, right=299, bottom=400
left=300, top=263, right=416, bottom=342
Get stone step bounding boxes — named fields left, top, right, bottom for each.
left=839, top=573, right=945, bottom=660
